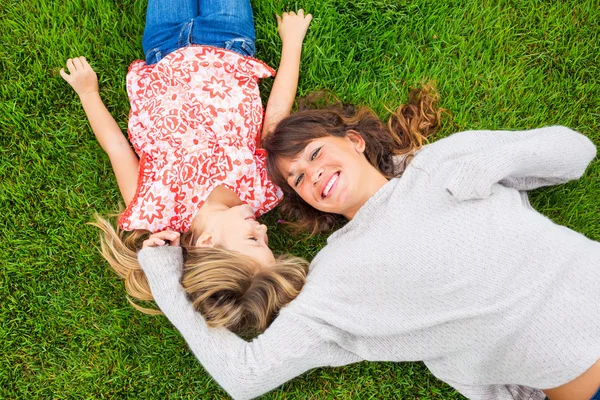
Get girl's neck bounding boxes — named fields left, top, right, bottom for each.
left=191, top=186, right=243, bottom=233
left=204, top=185, right=243, bottom=210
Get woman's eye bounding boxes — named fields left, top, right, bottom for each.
left=294, top=173, right=304, bottom=187
left=310, top=147, right=321, bottom=161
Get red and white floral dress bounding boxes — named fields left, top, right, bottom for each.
left=118, top=46, right=283, bottom=233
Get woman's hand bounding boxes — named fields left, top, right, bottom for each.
left=60, top=56, right=98, bottom=97
left=143, top=230, right=181, bottom=248
left=276, top=9, right=312, bottom=46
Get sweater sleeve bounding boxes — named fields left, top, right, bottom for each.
left=446, top=381, right=546, bottom=400
left=138, top=246, right=358, bottom=400
left=445, top=126, right=596, bottom=201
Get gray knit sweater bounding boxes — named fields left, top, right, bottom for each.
left=139, top=126, right=599, bottom=400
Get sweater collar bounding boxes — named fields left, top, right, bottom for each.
left=327, top=178, right=399, bottom=243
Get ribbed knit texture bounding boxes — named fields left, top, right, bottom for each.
left=139, top=126, right=598, bottom=400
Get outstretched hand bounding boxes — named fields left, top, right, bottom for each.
left=60, top=56, right=98, bottom=97
left=143, top=230, right=181, bottom=248
left=276, top=9, right=312, bottom=46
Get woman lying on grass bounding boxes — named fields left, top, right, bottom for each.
left=139, top=85, right=599, bottom=400
left=60, top=0, right=312, bottom=333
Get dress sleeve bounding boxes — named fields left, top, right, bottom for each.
left=138, top=246, right=359, bottom=400
left=445, top=126, right=597, bottom=201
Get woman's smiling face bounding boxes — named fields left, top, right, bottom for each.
left=277, top=132, right=388, bottom=219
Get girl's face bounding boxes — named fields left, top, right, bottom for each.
left=194, top=204, right=275, bottom=267
left=277, top=133, right=388, bottom=219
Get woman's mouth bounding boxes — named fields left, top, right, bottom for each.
left=321, top=172, right=340, bottom=199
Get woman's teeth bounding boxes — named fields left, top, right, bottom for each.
left=322, top=173, right=339, bottom=198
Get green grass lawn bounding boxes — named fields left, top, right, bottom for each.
left=1, top=0, right=599, bottom=398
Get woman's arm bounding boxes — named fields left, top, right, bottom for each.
left=445, top=126, right=597, bottom=201
left=138, top=243, right=359, bottom=400
left=261, top=10, right=312, bottom=141
left=60, top=57, right=139, bottom=205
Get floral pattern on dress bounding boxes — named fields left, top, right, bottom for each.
left=118, top=46, right=283, bottom=233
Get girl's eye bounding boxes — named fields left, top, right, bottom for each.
left=294, top=173, right=304, bottom=187
left=249, top=236, right=258, bottom=242
left=310, top=147, right=321, bottom=161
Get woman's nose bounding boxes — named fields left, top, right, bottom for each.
left=310, top=168, right=323, bottom=185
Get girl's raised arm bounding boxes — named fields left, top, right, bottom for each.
left=261, top=10, right=312, bottom=141
left=138, top=244, right=360, bottom=400
left=60, top=57, right=139, bottom=205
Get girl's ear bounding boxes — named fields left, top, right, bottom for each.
left=195, top=232, right=215, bottom=247
left=345, top=129, right=366, bottom=153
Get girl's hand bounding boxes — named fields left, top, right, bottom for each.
left=60, top=56, right=99, bottom=97
left=143, top=231, right=181, bottom=248
left=276, top=9, right=312, bottom=46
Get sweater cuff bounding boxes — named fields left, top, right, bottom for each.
left=138, top=246, right=184, bottom=275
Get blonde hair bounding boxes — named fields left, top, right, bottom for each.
left=91, top=215, right=309, bottom=334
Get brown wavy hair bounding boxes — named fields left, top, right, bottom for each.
left=92, top=215, right=309, bottom=334
left=263, top=83, right=445, bottom=235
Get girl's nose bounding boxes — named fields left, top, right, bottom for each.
left=257, top=223, right=268, bottom=232
left=257, top=225, right=269, bottom=245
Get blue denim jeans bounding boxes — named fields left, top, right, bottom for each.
left=142, top=0, right=256, bottom=65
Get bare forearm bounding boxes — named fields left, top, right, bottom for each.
left=262, top=10, right=312, bottom=140
left=262, top=43, right=302, bottom=137
left=79, top=92, right=139, bottom=205
left=79, top=92, right=131, bottom=154
left=61, top=57, right=139, bottom=205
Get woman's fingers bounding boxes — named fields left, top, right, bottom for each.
left=170, top=232, right=180, bottom=247
left=143, top=237, right=166, bottom=247
left=142, top=230, right=181, bottom=248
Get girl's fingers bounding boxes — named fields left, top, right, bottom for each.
left=66, top=58, right=76, bottom=73
left=275, top=14, right=281, bottom=26
left=298, top=9, right=304, bottom=17
left=59, top=68, right=70, bottom=82
left=79, top=56, right=89, bottom=69
left=72, top=57, right=83, bottom=70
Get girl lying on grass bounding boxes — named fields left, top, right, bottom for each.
left=60, top=0, right=312, bottom=334
left=139, top=86, right=599, bottom=400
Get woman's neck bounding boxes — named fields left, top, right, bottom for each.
left=343, top=170, right=389, bottom=220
